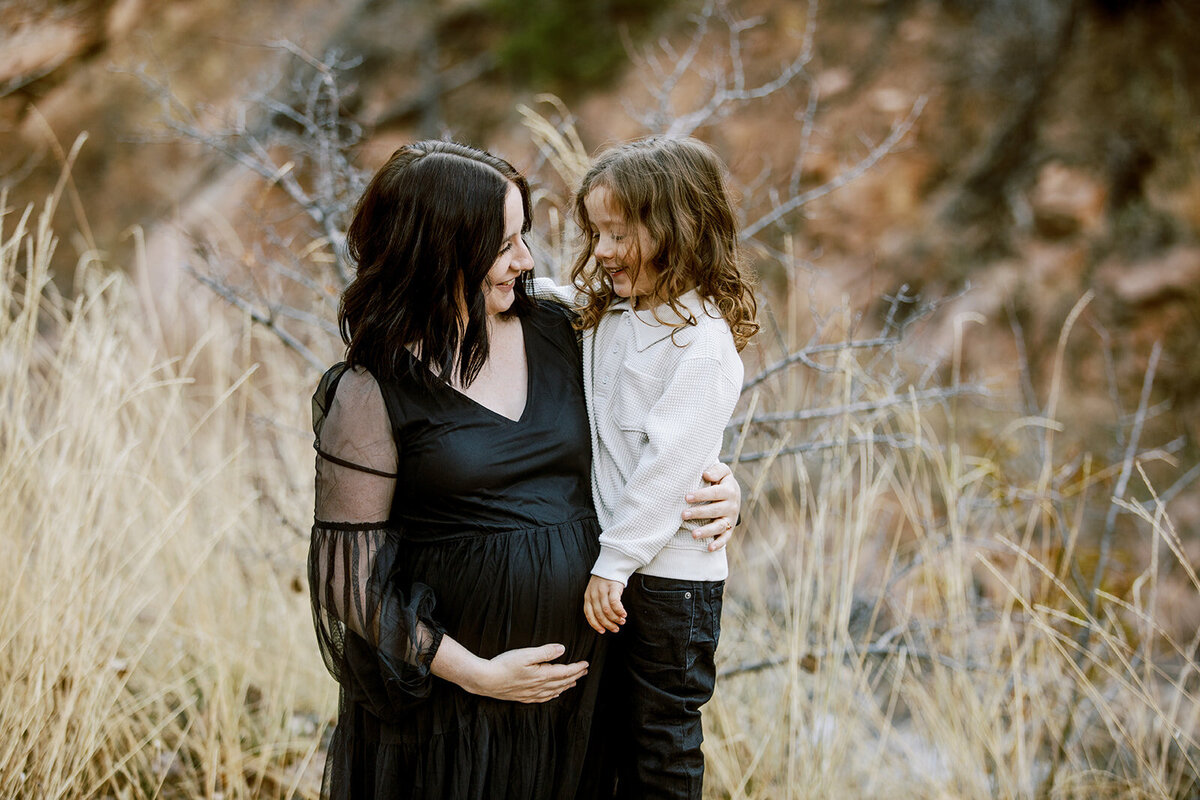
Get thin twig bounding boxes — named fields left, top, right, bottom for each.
left=727, top=433, right=919, bottom=464
left=727, top=384, right=987, bottom=429
left=744, top=336, right=900, bottom=390
left=1088, top=341, right=1163, bottom=617
left=719, top=641, right=989, bottom=679
left=741, top=96, right=927, bottom=240
left=186, top=268, right=325, bottom=371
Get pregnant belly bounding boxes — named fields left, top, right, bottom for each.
left=392, top=518, right=600, bottom=661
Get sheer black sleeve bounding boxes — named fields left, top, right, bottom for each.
left=308, top=364, right=444, bottom=718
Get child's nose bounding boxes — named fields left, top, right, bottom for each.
left=594, top=236, right=614, bottom=259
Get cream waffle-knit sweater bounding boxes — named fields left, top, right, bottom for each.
left=532, top=278, right=743, bottom=585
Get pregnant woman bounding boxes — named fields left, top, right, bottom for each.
left=308, top=140, right=740, bottom=800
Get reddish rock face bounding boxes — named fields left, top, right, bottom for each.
left=1, top=3, right=108, bottom=90
left=1030, top=163, right=1107, bottom=240
left=2, top=0, right=1198, bottom=498
left=1098, top=248, right=1200, bottom=308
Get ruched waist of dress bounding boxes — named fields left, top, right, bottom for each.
left=391, top=514, right=600, bottom=545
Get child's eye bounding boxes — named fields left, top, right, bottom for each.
left=499, top=242, right=512, bottom=256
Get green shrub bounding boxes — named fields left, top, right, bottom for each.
left=487, top=0, right=677, bottom=90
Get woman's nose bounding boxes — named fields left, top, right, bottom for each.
left=515, top=239, right=535, bottom=271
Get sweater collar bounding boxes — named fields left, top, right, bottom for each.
left=607, top=288, right=708, bottom=352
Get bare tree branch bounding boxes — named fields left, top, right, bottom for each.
left=741, top=96, right=926, bottom=240
left=729, top=433, right=921, bottom=464
left=186, top=267, right=326, bottom=372
left=727, top=384, right=988, bottom=430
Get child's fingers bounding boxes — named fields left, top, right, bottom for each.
left=597, top=593, right=622, bottom=633
left=606, top=585, right=627, bottom=622
left=583, top=600, right=606, bottom=635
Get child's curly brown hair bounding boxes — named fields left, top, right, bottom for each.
left=570, top=136, right=759, bottom=352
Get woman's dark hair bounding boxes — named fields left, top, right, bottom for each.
left=340, top=140, right=534, bottom=387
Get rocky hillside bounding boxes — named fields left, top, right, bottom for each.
left=3, top=0, right=1199, bottom=520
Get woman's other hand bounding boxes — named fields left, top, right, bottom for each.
left=683, top=462, right=741, bottom=551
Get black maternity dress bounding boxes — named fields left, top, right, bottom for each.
left=308, top=302, right=607, bottom=800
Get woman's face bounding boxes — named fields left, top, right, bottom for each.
left=584, top=185, right=658, bottom=306
left=483, top=182, right=534, bottom=317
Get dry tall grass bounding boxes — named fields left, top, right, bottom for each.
left=0, top=186, right=330, bottom=799
left=3, top=179, right=1199, bottom=799
left=707, top=292, right=1200, bottom=798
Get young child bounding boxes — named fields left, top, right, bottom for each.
left=573, top=136, right=758, bottom=799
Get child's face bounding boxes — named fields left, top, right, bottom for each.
left=584, top=186, right=658, bottom=306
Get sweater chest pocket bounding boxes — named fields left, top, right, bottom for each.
left=609, top=365, right=666, bottom=448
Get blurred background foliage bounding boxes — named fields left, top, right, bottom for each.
left=3, top=0, right=1200, bottom=796
left=485, top=0, right=677, bottom=90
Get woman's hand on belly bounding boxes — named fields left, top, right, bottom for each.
left=431, top=636, right=588, bottom=704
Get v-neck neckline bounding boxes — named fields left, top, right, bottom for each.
left=431, top=317, right=532, bottom=424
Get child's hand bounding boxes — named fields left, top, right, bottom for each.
left=583, top=576, right=627, bottom=634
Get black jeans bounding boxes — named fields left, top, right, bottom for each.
left=605, top=573, right=724, bottom=800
